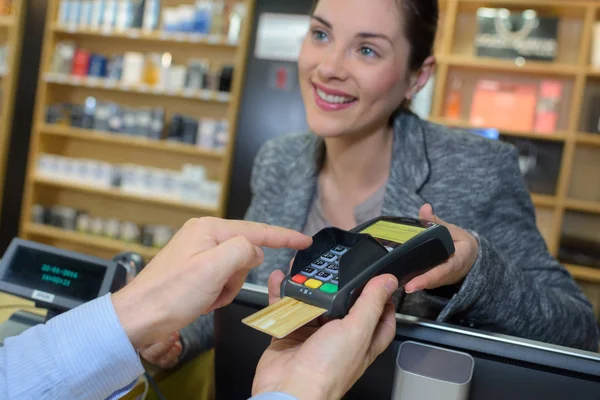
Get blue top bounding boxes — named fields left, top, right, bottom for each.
left=0, top=293, right=296, bottom=400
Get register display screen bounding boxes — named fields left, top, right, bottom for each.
left=2, top=246, right=106, bottom=302
left=361, top=221, right=426, bottom=250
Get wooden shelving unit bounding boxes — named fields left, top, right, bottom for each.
left=26, top=223, right=160, bottom=260
left=52, top=24, right=239, bottom=47
left=19, top=0, right=256, bottom=260
left=44, top=73, right=232, bottom=102
left=441, top=54, right=581, bottom=76
left=565, top=199, right=600, bottom=215
left=33, top=175, right=220, bottom=214
left=40, top=124, right=225, bottom=158
left=531, top=194, right=558, bottom=208
left=428, top=0, right=600, bottom=287
left=566, top=264, right=600, bottom=284
left=577, top=132, right=600, bottom=146
left=0, top=16, right=14, bottom=27
left=431, top=117, right=569, bottom=142
left=0, top=0, right=26, bottom=219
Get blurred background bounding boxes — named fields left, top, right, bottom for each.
left=0, top=0, right=598, bottom=339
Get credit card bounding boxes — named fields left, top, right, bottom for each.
left=242, top=297, right=326, bottom=339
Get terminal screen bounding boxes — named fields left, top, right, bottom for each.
left=3, top=246, right=106, bottom=302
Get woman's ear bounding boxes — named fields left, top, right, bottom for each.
left=405, top=55, right=437, bottom=101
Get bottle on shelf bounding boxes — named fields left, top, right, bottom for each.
left=228, top=3, right=247, bottom=44
left=593, top=22, right=600, bottom=70
left=210, top=0, right=225, bottom=37
left=142, top=0, right=160, bottom=33
left=143, top=53, right=161, bottom=86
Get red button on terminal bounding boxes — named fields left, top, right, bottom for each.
left=292, top=274, right=308, bottom=284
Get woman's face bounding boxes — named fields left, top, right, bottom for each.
left=298, top=0, right=413, bottom=138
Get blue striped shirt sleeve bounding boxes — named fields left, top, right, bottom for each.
left=0, top=293, right=144, bottom=399
left=251, top=393, right=298, bottom=400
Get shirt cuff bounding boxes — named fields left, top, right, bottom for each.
left=47, top=293, right=145, bottom=399
left=249, top=393, right=298, bottom=400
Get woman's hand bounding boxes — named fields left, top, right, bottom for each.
left=139, top=332, right=183, bottom=369
left=252, top=270, right=398, bottom=400
left=404, top=204, right=479, bottom=294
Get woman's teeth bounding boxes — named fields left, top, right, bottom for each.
left=316, top=88, right=355, bottom=104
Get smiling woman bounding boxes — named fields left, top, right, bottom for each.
left=142, top=0, right=600, bottom=370
left=298, top=0, right=436, bottom=140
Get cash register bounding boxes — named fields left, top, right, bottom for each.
left=0, top=238, right=127, bottom=345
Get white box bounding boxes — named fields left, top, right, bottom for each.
left=203, top=180, right=221, bottom=207
left=80, top=0, right=93, bottom=28
left=197, top=118, right=216, bottom=149
left=115, top=0, right=133, bottom=32
left=90, top=0, right=105, bottom=29
left=592, top=23, right=600, bottom=68
left=102, top=0, right=118, bottom=31
left=68, top=0, right=82, bottom=27
left=122, top=52, right=145, bottom=86
left=58, top=0, right=72, bottom=26
left=119, top=164, right=140, bottom=193
left=182, top=164, right=206, bottom=181
left=64, top=159, right=82, bottom=182
left=54, top=156, right=71, bottom=181
left=90, top=161, right=114, bottom=188
left=37, top=154, right=59, bottom=177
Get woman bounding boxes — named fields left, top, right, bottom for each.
left=142, top=0, right=599, bottom=368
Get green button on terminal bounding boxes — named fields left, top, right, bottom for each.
left=320, top=283, right=338, bottom=294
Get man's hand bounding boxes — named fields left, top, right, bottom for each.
left=111, top=217, right=312, bottom=350
left=252, top=270, right=398, bottom=400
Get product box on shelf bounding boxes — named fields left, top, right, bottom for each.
left=592, top=22, right=600, bottom=69
left=57, top=0, right=247, bottom=43
left=49, top=41, right=235, bottom=99
left=587, top=94, right=600, bottom=134
left=475, top=8, right=559, bottom=62
left=31, top=203, right=176, bottom=249
left=37, top=154, right=222, bottom=208
left=502, top=137, right=562, bottom=195
left=46, top=97, right=230, bottom=150
left=470, top=79, right=538, bottom=132
left=534, top=80, right=563, bottom=134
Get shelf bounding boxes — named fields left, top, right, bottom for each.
left=44, top=73, right=232, bottom=103
left=430, top=118, right=568, bottom=142
left=565, top=264, right=600, bottom=284
left=587, top=67, right=600, bottom=78
left=53, top=24, right=238, bottom=48
left=33, top=176, right=219, bottom=215
left=565, top=199, right=600, bottom=215
left=41, top=125, right=225, bottom=159
left=576, top=133, right=600, bottom=147
left=441, top=55, right=580, bottom=76
left=26, top=223, right=160, bottom=260
left=531, top=194, right=557, bottom=208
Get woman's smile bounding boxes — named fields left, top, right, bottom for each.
left=312, top=82, right=358, bottom=111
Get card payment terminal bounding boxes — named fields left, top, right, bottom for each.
left=281, top=216, right=455, bottom=319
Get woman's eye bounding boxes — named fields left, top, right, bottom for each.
left=312, top=29, right=328, bottom=41
left=360, top=47, right=377, bottom=58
